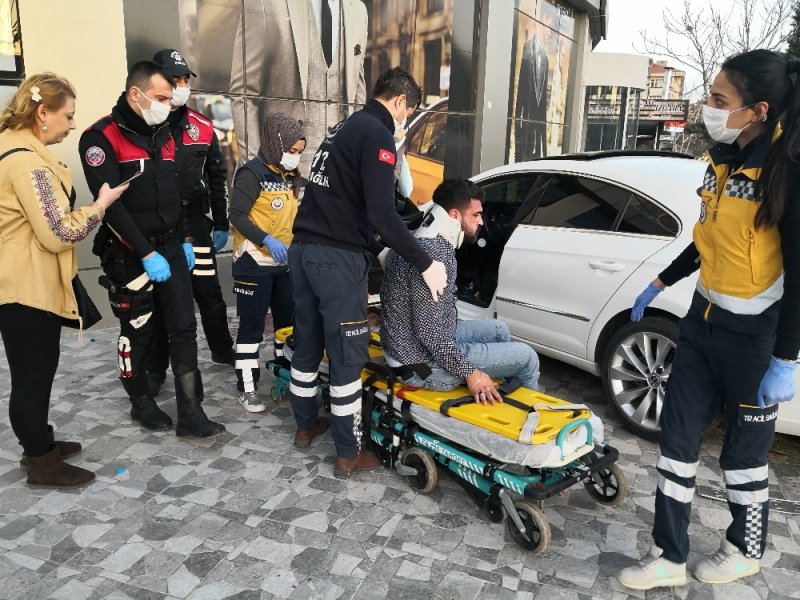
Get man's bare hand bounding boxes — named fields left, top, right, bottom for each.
left=465, top=369, right=503, bottom=405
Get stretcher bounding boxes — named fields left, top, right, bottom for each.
left=267, top=327, right=627, bottom=554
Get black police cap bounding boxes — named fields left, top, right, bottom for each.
left=152, top=48, right=197, bottom=78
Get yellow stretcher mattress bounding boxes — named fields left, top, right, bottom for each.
left=275, top=327, right=591, bottom=445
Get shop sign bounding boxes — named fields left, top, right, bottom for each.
left=664, top=120, right=686, bottom=132
left=587, top=103, right=620, bottom=117
left=639, top=99, right=689, bottom=121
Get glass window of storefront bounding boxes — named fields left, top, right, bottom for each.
left=0, top=0, right=22, bottom=106
left=584, top=85, right=640, bottom=152
left=509, top=0, right=578, bottom=161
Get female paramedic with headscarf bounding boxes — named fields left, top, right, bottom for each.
left=229, top=112, right=305, bottom=414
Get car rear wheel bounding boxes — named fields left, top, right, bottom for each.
left=601, top=317, right=679, bottom=441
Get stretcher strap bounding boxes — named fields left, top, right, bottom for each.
left=391, top=362, right=433, bottom=381
left=439, top=393, right=535, bottom=416
left=361, top=384, right=376, bottom=449
left=498, top=377, right=522, bottom=395
left=400, top=400, right=414, bottom=426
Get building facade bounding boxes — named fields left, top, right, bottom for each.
left=582, top=52, right=647, bottom=151
left=5, top=0, right=607, bottom=319
left=645, top=59, right=686, bottom=100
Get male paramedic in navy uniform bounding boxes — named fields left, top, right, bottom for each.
left=145, top=48, right=235, bottom=392
left=288, top=67, right=447, bottom=478
left=79, top=61, right=225, bottom=438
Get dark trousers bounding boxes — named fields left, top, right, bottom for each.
left=150, top=218, right=233, bottom=375
left=0, top=304, right=61, bottom=457
left=234, top=269, right=294, bottom=392
left=101, top=237, right=198, bottom=391
left=287, top=243, right=370, bottom=458
left=654, top=293, right=777, bottom=563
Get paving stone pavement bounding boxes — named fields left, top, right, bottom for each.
left=0, top=311, right=798, bottom=600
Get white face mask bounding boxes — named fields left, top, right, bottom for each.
left=702, top=104, right=754, bottom=144
left=393, top=99, right=408, bottom=138
left=394, top=116, right=407, bottom=139
left=280, top=151, right=301, bottom=171
left=394, top=124, right=407, bottom=144
left=170, top=86, right=191, bottom=108
left=136, top=88, right=170, bottom=126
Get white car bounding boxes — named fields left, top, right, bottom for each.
left=456, top=151, right=800, bottom=439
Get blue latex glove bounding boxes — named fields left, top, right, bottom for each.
left=631, top=283, right=663, bottom=322
left=757, top=357, right=797, bottom=408
left=212, top=229, right=228, bottom=253
left=262, top=234, right=288, bottom=264
left=142, top=252, right=171, bottom=282
left=182, top=242, right=195, bottom=270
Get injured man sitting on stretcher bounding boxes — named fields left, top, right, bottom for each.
left=379, top=178, right=540, bottom=405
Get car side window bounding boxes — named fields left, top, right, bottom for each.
left=405, top=113, right=426, bottom=155
left=529, top=175, right=631, bottom=232
left=414, top=111, right=447, bottom=163
left=617, top=194, right=680, bottom=237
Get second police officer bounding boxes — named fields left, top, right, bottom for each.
left=144, top=49, right=236, bottom=394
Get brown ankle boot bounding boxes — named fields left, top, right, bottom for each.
left=294, top=418, right=329, bottom=448
left=26, top=446, right=95, bottom=489
left=334, top=449, right=382, bottom=479
left=19, top=425, right=81, bottom=469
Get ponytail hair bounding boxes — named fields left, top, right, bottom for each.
left=757, top=55, right=800, bottom=229
left=0, top=73, right=76, bottom=133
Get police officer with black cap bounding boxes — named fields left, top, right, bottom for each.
left=145, top=48, right=235, bottom=392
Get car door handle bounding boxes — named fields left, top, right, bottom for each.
left=589, top=260, right=626, bottom=272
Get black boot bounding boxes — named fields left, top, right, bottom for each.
left=211, top=349, right=236, bottom=367
left=147, top=371, right=167, bottom=397
left=122, top=374, right=173, bottom=431
left=174, top=370, right=226, bottom=437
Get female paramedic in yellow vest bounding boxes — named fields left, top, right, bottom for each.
left=0, top=74, right=127, bottom=489
left=229, top=112, right=305, bottom=413
left=618, top=50, right=800, bottom=591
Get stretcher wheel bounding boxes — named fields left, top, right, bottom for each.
left=271, top=381, right=287, bottom=403
left=507, top=501, right=550, bottom=554
left=583, top=463, right=627, bottom=507
left=399, top=447, right=438, bottom=493
left=484, top=497, right=505, bottom=523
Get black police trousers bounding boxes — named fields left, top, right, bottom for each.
left=653, top=292, right=778, bottom=563
left=287, top=243, right=371, bottom=458
left=101, top=236, right=199, bottom=393
left=149, top=217, right=233, bottom=375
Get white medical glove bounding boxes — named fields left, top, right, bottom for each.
left=422, top=260, right=447, bottom=302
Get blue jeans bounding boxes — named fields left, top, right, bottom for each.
left=399, top=320, right=540, bottom=391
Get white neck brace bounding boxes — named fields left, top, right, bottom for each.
left=415, top=203, right=464, bottom=248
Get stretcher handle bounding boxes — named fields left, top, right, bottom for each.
left=555, top=418, right=593, bottom=460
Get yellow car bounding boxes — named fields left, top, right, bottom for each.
left=403, top=98, right=448, bottom=206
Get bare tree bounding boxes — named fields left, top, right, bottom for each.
left=727, top=0, right=794, bottom=55
left=636, top=0, right=794, bottom=156
left=635, top=0, right=794, bottom=100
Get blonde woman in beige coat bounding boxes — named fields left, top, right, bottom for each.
left=0, top=73, right=127, bottom=489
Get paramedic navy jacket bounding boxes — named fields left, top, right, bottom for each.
left=168, top=106, right=228, bottom=231
left=79, top=92, right=185, bottom=258
left=292, top=99, right=432, bottom=273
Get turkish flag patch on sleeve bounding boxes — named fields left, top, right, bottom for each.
left=378, top=148, right=396, bottom=165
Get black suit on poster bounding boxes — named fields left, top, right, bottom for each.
left=515, top=34, right=548, bottom=161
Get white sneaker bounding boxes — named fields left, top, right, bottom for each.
left=617, top=546, right=687, bottom=591
left=238, top=390, right=266, bottom=413
left=694, top=539, right=760, bottom=584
